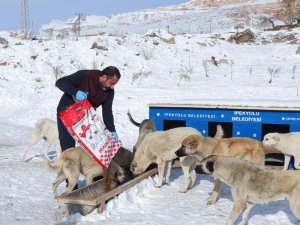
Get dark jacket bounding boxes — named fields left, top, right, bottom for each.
left=56, top=70, right=116, bottom=132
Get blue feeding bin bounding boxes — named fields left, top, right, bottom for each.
left=149, top=103, right=300, bottom=169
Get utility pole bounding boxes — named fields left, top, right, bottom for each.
left=74, top=13, right=83, bottom=37
left=21, top=0, right=31, bottom=39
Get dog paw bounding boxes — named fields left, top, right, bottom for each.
left=179, top=189, right=188, bottom=193
left=154, top=182, right=163, bottom=188
left=206, top=198, right=216, bottom=205
left=62, top=207, right=70, bottom=217
left=163, top=180, right=170, bottom=185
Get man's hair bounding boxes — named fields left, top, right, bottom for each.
left=101, top=66, right=121, bottom=79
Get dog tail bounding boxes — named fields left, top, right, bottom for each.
left=41, top=155, right=62, bottom=172
left=33, top=119, right=50, bottom=141
left=34, top=119, right=45, bottom=133
left=127, top=110, right=141, bottom=127
left=214, top=125, right=224, bottom=140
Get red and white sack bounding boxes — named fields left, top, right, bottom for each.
left=60, top=99, right=122, bottom=167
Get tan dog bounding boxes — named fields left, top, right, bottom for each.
left=176, top=133, right=265, bottom=204
left=21, top=119, right=61, bottom=161
left=178, top=125, right=223, bottom=193
left=128, top=111, right=210, bottom=191
left=262, top=132, right=300, bottom=170
left=198, top=155, right=300, bottom=225
left=128, top=111, right=203, bottom=188
left=42, top=146, right=129, bottom=197
left=131, top=127, right=202, bottom=187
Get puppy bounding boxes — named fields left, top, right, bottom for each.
left=178, top=125, right=223, bottom=193
left=128, top=111, right=202, bottom=188
left=198, top=155, right=300, bottom=225
left=176, top=132, right=265, bottom=204
left=21, top=119, right=61, bottom=161
left=262, top=132, right=300, bottom=170
left=42, top=146, right=129, bottom=197
left=111, top=146, right=134, bottom=181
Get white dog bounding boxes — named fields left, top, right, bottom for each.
left=262, top=132, right=300, bottom=170
left=127, top=112, right=225, bottom=192
left=21, top=119, right=62, bottom=161
left=131, top=126, right=202, bottom=187
left=127, top=111, right=203, bottom=188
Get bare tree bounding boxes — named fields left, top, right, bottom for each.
left=136, top=43, right=155, bottom=61
left=91, top=59, right=101, bottom=70
left=73, top=61, right=86, bottom=70
left=292, top=65, right=297, bottom=79
left=203, top=60, right=209, bottom=77
left=230, top=61, right=234, bottom=80
left=131, top=68, right=152, bottom=87
left=47, top=63, right=63, bottom=81
left=261, top=16, right=275, bottom=28
left=72, top=13, right=82, bottom=38
left=248, top=65, right=253, bottom=79
left=268, top=67, right=280, bottom=83
left=177, top=59, right=193, bottom=87
left=234, top=23, right=244, bottom=34
left=177, top=72, right=191, bottom=87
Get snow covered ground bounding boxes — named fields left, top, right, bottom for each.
left=1, top=0, right=300, bottom=224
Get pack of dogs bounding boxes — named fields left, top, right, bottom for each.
left=21, top=115, right=300, bottom=224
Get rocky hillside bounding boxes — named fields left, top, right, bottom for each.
left=38, top=0, right=288, bottom=39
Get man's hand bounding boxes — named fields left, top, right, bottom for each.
left=75, top=90, right=87, bottom=101
left=112, top=131, right=118, bottom=143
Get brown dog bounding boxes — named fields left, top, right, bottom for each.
left=176, top=132, right=265, bottom=204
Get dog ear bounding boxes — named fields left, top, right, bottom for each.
left=189, top=136, right=199, bottom=149
left=273, top=135, right=280, bottom=143
left=206, top=161, right=214, bottom=173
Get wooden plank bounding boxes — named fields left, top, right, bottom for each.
left=97, top=203, right=105, bottom=214
left=56, top=168, right=158, bottom=205
left=56, top=180, right=109, bottom=205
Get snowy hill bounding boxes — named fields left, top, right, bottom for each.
left=0, top=0, right=300, bottom=224
left=39, top=0, right=281, bottom=38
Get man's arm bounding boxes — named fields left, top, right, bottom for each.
left=102, top=90, right=116, bottom=132
left=55, top=70, right=85, bottom=96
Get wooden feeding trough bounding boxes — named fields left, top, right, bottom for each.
left=56, top=167, right=158, bottom=215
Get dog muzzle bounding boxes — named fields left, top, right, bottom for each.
left=175, top=145, right=187, bottom=157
